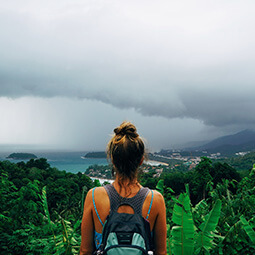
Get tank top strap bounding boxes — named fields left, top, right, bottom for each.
left=104, top=184, right=150, bottom=215
left=92, top=187, right=104, bottom=226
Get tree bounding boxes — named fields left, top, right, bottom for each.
left=210, top=162, right=241, bottom=187
left=163, top=172, right=187, bottom=195
left=190, top=157, right=213, bottom=204
left=26, top=158, right=50, bottom=170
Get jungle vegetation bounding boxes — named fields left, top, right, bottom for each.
left=1, top=157, right=255, bottom=254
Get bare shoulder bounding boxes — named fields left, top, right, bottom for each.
left=151, top=190, right=166, bottom=206
left=93, top=186, right=107, bottom=195
left=84, top=188, right=93, bottom=204
left=88, top=186, right=109, bottom=204
left=152, top=189, right=165, bottom=199
left=84, top=187, right=108, bottom=208
left=86, top=187, right=107, bottom=199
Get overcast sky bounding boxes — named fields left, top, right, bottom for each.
left=1, top=0, right=255, bottom=152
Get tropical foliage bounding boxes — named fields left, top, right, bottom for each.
left=1, top=158, right=255, bottom=254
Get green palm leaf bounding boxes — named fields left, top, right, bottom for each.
left=41, top=186, right=52, bottom=225
left=240, top=215, right=255, bottom=243
left=156, top=179, right=164, bottom=195
left=41, top=186, right=56, bottom=245
left=171, top=192, right=195, bottom=255
left=195, top=199, right=222, bottom=254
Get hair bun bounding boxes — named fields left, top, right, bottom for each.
left=114, top=122, right=139, bottom=138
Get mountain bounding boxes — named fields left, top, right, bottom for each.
left=179, top=140, right=210, bottom=149
left=187, top=129, right=255, bottom=155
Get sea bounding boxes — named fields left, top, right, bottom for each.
left=0, top=151, right=108, bottom=174
left=0, top=150, right=163, bottom=184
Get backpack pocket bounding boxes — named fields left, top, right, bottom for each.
left=104, top=245, right=146, bottom=255
left=104, top=232, right=147, bottom=255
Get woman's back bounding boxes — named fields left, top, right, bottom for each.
left=91, top=183, right=163, bottom=233
left=80, top=122, right=167, bottom=255
left=81, top=182, right=167, bottom=255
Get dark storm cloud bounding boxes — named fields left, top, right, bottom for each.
left=1, top=0, right=255, bottom=130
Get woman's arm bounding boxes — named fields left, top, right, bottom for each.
left=153, top=191, right=167, bottom=255
left=80, top=189, right=94, bottom=255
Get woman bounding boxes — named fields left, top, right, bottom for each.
left=80, top=121, right=167, bottom=255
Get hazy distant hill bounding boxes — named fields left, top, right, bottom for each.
left=6, top=152, right=37, bottom=160
left=180, top=140, right=209, bottom=149
left=84, top=151, right=107, bottom=158
left=189, top=129, right=255, bottom=155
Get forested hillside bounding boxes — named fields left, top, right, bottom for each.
left=221, top=151, right=255, bottom=172
left=1, top=157, right=255, bottom=254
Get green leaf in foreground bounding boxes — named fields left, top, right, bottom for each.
left=171, top=192, right=195, bottom=255
left=194, top=199, right=222, bottom=254
left=156, top=179, right=164, bottom=195
left=240, top=215, right=255, bottom=243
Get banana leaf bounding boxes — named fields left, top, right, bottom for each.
left=41, top=186, right=56, bottom=245
left=41, top=186, right=52, bottom=226
left=156, top=179, right=164, bottom=195
left=171, top=192, right=195, bottom=255
left=194, top=199, right=222, bottom=254
left=240, top=215, right=255, bottom=243
left=192, top=199, right=208, bottom=215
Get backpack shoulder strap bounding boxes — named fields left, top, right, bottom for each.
left=104, top=184, right=150, bottom=215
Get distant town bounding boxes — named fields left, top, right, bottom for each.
left=85, top=148, right=253, bottom=180
left=83, top=129, right=255, bottom=180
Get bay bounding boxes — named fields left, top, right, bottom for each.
left=0, top=151, right=108, bottom=174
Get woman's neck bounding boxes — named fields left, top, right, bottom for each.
left=113, top=175, right=141, bottom=197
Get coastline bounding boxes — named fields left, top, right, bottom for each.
left=90, top=177, right=114, bottom=184
left=145, top=160, right=169, bottom=166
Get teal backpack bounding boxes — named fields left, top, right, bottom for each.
left=95, top=184, right=154, bottom=255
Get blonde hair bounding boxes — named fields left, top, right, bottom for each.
left=107, top=121, right=145, bottom=186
